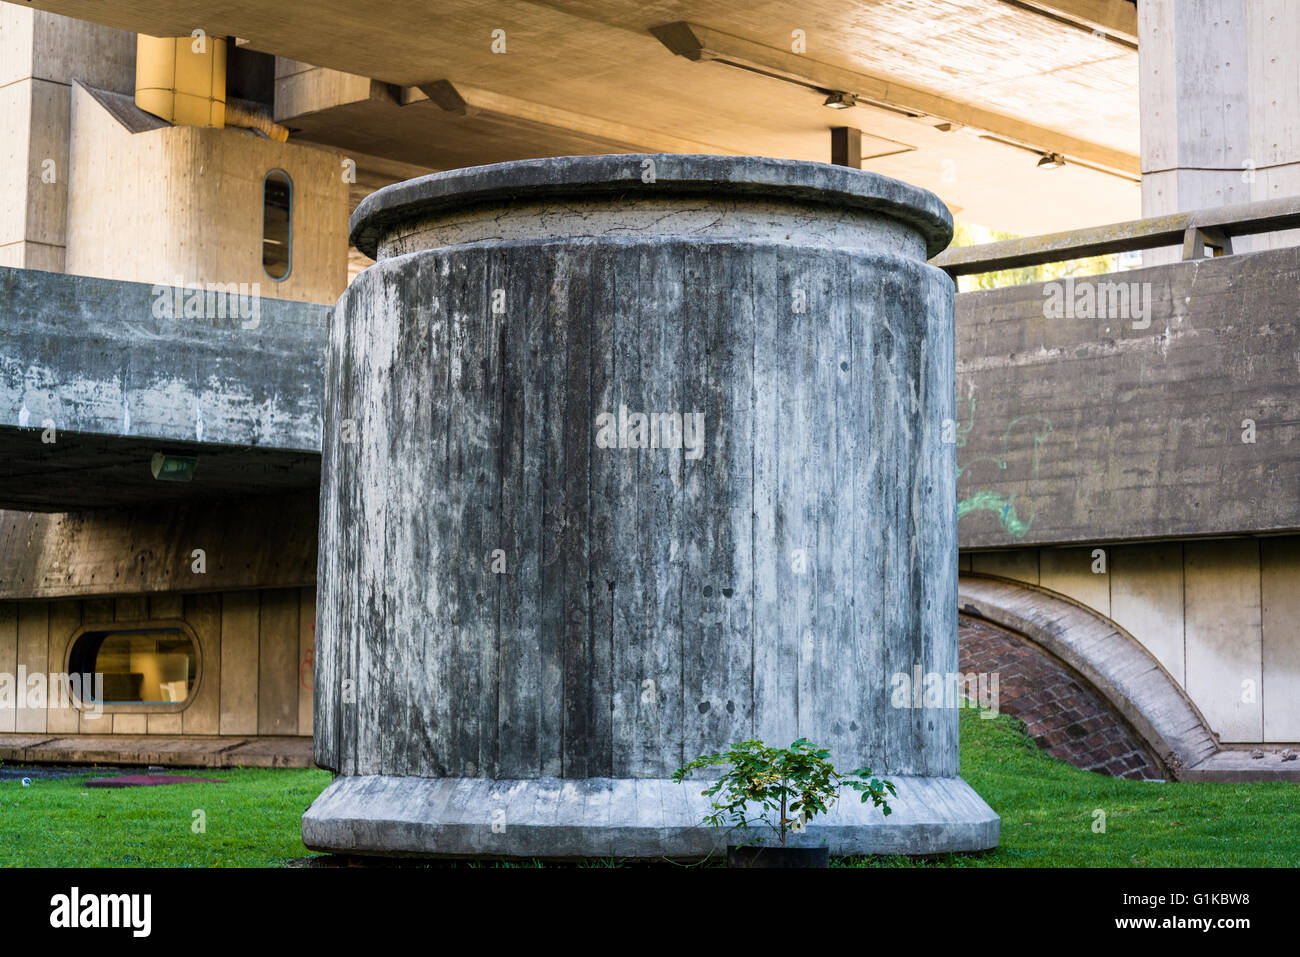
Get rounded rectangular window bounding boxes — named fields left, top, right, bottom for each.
left=69, top=628, right=198, bottom=705
left=262, top=169, right=292, bottom=280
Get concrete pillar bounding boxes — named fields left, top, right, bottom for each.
left=0, top=7, right=135, bottom=272
left=303, top=154, right=999, bottom=859
left=1139, top=0, right=1300, bottom=255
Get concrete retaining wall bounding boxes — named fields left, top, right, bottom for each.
left=955, top=246, right=1300, bottom=547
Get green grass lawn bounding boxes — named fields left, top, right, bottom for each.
left=0, top=766, right=331, bottom=867
left=1, top=709, right=1297, bottom=867
left=847, top=708, right=1300, bottom=868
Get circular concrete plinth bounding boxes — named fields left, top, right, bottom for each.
left=302, top=774, right=999, bottom=860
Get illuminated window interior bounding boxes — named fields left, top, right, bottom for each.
left=69, top=628, right=198, bottom=705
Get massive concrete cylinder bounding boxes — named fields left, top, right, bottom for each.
left=303, top=154, right=999, bottom=858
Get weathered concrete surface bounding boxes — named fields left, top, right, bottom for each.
left=1138, top=0, right=1300, bottom=256
left=307, top=154, right=997, bottom=859
left=1183, top=539, right=1264, bottom=742
left=0, top=265, right=326, bottom=509
left=1181, top=749, right=1300, bottom=783
left=66, top=81, right=349, bottom=305
left=1109, top=543, right=1186, bottom=685
left=955, top=245, right=1300, bottom=548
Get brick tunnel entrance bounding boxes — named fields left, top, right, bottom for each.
left=958, top=616, right=1164, bottom=780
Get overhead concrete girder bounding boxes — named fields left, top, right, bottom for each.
left=0, top=266, right=326, bottom=510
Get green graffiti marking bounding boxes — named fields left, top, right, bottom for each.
left=956, top=490, right=1034, bottom=538
left=956, top=396, right=1052, bottom=538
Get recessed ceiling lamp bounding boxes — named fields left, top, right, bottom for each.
left=823, top=91, right=857, bottom=110
left=151, top=452, right=199, bottom=482
left=1037, top=152, right=1066, bottom=169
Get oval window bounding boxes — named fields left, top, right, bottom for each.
left=68, top=627, right=198, bottom=705
left=262, top=169, right=292, bottom=280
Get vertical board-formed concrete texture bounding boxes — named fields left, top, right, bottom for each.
left=304, top=154, right=999, bottom=858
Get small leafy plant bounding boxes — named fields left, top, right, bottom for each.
left=672, top=738, right=896, bottom=847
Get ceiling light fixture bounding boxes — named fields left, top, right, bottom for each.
left=981, top=133, right=1133, bottom=181
left=151, top=452, right=199, bottom=482
left=822, top=91, right=857, bottom=110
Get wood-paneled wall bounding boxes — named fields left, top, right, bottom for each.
left=0, top=587, right=315, bottom=736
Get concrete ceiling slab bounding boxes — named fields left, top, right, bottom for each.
left=0, top=431, right=319, bottom=511
left=25, top=0, right=1141, bottom=233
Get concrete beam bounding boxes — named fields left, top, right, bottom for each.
left=0, top=266, right=327, bottom=509
left=651, top=20, right=1140, bottom=177
left=400, top=81, right=735, bottom=156
left=1002, top=0, right=1138, bottom=46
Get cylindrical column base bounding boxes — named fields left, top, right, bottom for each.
left=303, top=774, right=999, bottom=860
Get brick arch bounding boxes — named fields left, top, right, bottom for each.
left=959, top=616, right=1162, bottom=778
left=957, top=575, right=1220, bottom=780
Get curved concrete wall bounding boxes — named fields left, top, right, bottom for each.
left=66, top=81, right=348, bottom=305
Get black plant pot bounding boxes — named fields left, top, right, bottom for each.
left=727, top=845, right=830, bottom=868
